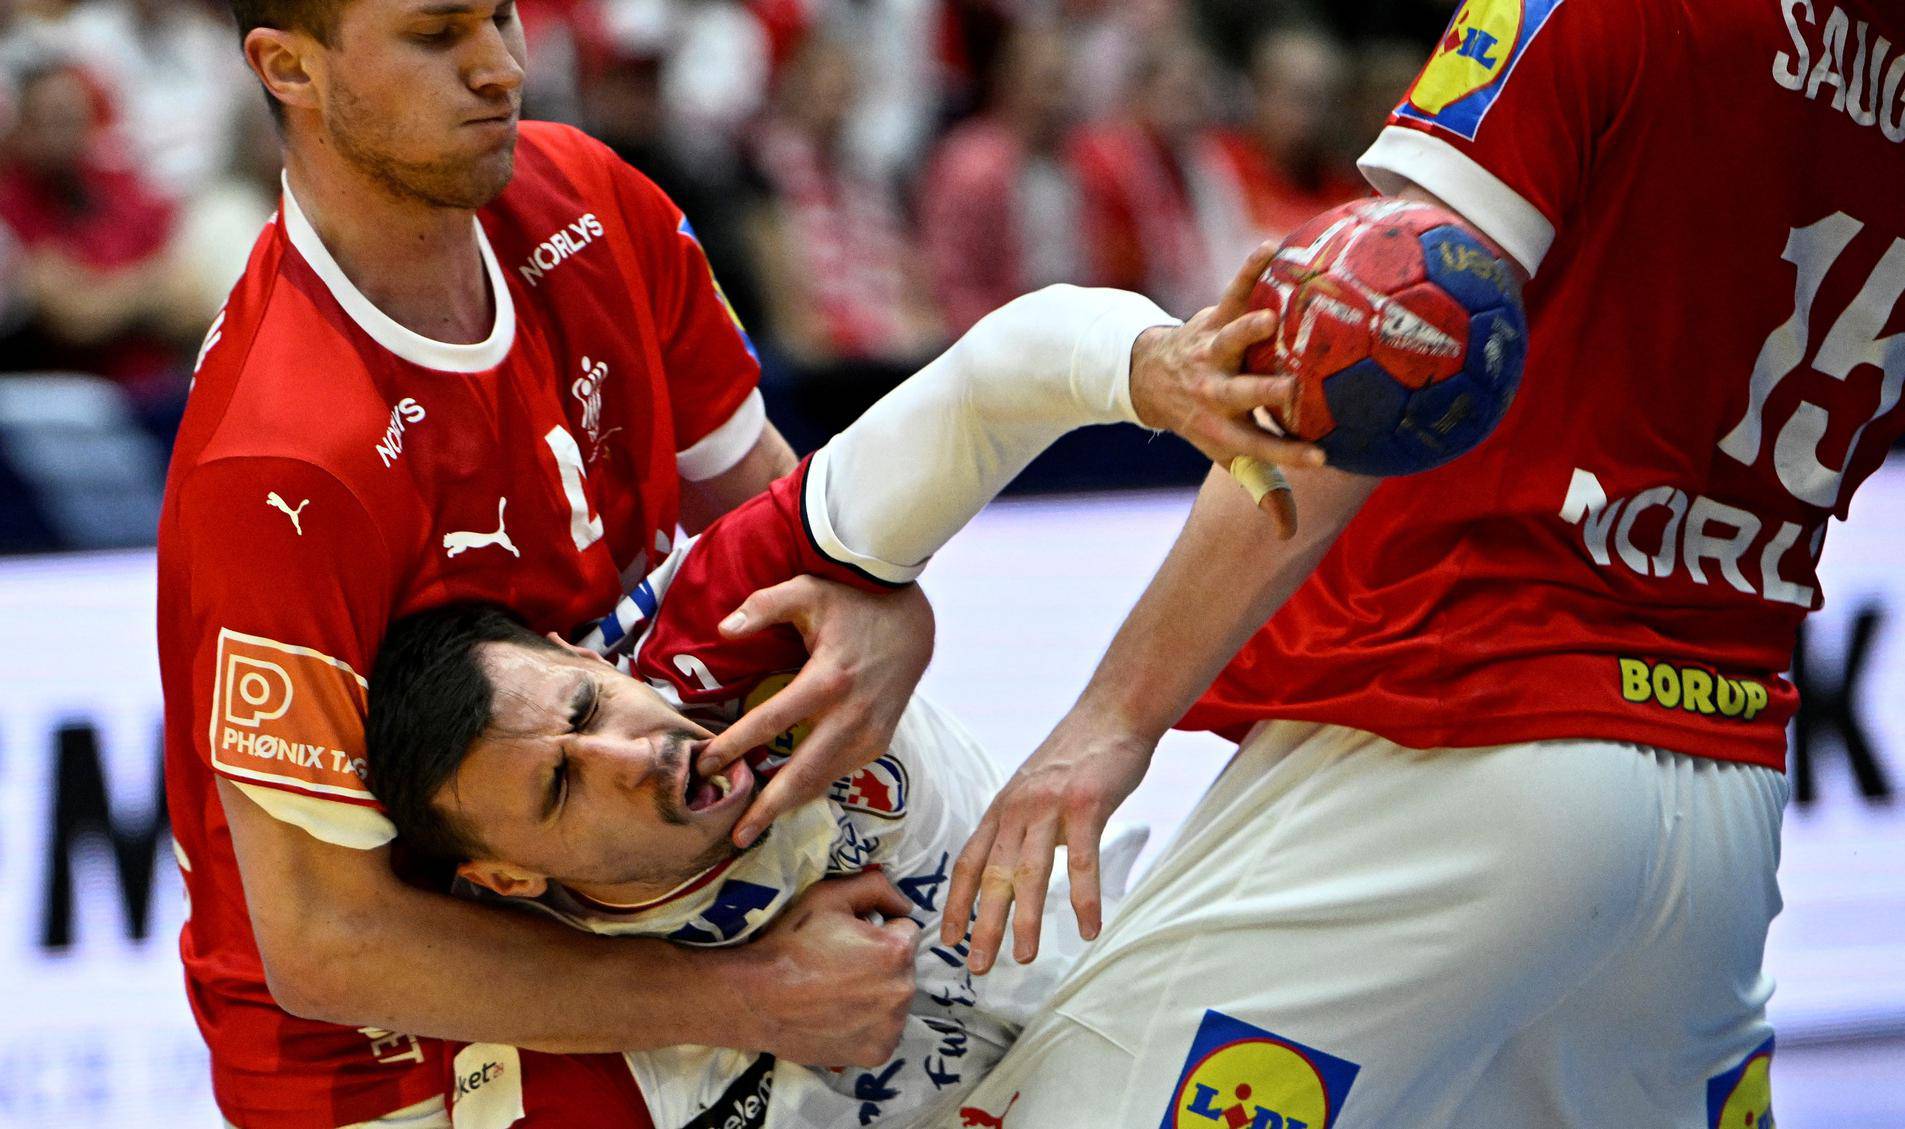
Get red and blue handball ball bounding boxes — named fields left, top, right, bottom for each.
left=1246, top=197, right=1529, bottom=477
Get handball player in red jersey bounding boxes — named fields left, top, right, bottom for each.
left=158, top=3, right=1318, bottom=1125
left=939, top=0, right=1903, bottom=1124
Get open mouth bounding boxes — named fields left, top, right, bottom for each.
left=684, top=757, right=754, bottom=815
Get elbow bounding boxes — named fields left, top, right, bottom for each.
left=253, top=909, right=369, bottom=1024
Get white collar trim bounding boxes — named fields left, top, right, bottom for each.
left=281, top=173, right=515, bottom=372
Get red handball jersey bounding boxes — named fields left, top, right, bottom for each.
left=1184, top=0, right=1905, bottom=771
left=156, top=122, right=764, bottom=1128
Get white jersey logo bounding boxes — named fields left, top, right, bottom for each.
left=573, top=356, right=622, bottom=461
left=375, top=397, right=428, bottom=468
left=444, top=498, right=521, bottom=558
left=265, top=492, right=309, bottom=535
left=518, top=213, right=605, bottom=287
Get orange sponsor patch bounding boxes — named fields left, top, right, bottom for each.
left=208, top=629, right=376, bottom=804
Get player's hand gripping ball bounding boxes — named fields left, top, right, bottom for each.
left=1245, top=197, right=1528, bottom=476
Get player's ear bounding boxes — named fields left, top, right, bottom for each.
left=547, top=632, right=613, bottom=667
left=244, top=27, right=322, bottom=117
left=457, top=859, right=550, bottom=899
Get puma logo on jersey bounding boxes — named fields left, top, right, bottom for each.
left=443, top=498, right=521, bottom=558
left=1773, top=2, right=1905, bottom=143
left=266, top=492, right=309, bottom=535
left=958, top=1094, right=1017, bottom=1128
left=518, top=213, right=605, bottom=287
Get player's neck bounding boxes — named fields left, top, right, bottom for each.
left=283, top=149, right=495, bottom=347
left=559, top=875, right=678, bottom=912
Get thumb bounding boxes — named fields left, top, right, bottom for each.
left=719, top=577, right=812, bottom=639
left=836, top=870, right=915, bottom=920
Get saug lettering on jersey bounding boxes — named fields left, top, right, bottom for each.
left=1772, top=1, right=1905, bottom=143
left=1195, top=0, right=1905, bottom=769
left=1397, top=0, right=1567, bottom=141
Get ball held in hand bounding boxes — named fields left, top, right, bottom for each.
left=1244, top=197, right=1528, bottom=476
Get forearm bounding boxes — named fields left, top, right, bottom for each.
left=681, top=420, right=798, bottom=533
left=811, top=285, right=1177, bottom=576
left=222, top=782, right=763, bottom=1054
left=280, top=877, right=767, bottom=1053
left=1076, top=463, right=1377, bottom=742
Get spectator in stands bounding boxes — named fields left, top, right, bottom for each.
left=1352, top=37, right=1432, bottom=152
left=166, top=94, right=278, bottom=329
left=1071, top=31, right=1218, bottom=317
left=0, top=59, right=190, bottom=398
left=1062, top=0, right=1184, bottom=123
left=1195, top=24, right=1361, bottom=261
left=573, top=1, right=763, bottom=330
left=921, top=23, right=1084, bottom=335
left=60, top=0, right=251, bottom=201
left=746, top=21, right=939, bottom=371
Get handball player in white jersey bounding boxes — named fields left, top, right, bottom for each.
left=363, top=280, right=1301, bottom=1127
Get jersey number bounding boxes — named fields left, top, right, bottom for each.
left=1719, top=212, right=1905, bottom=509
left=543, top=426, right=605, bottom=551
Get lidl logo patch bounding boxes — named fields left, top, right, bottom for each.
left=208, top=629, right=375, bottom=803
left=1707, top=1035, right=1775, bottom=1129
left=1163, top=1012, right=1360, bottom=1129
left=1399, top=0, right=1566, bottom=141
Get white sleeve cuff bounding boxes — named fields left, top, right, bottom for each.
left=233, top=781, right=396, bottom=850
left=801, top=447, right=924, bottom=586
left=1358, top=126, right=1555, bottom=277
left=1070, top=289, right=1181, bottom=427
left=676, top=388, right=767, bottom=481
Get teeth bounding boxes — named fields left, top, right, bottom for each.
left=713, top=775, right=733, bottom=798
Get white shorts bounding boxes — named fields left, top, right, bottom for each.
left=942, top=720, right=1787, bottom=1129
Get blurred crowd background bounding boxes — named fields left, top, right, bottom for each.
left=0, top=0, right=1460, bottom=553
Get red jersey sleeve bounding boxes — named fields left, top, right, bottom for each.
left=1358, top=0, right=1646, bottom=275
left=605, top=157, right=766, bottom=482
left=173, top=456, right=399, bottom=849
left=633, top=458, right=899, bottom=706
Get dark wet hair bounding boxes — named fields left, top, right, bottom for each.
left=367, top=603, right=561, bottom=862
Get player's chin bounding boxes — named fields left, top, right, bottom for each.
left=433, top=142, right=516, bottom=208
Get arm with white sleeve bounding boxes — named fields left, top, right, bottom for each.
left=704, top=272, right=1318, bottom=848
left=804, top=284, right=1178, bottom=582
